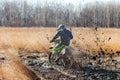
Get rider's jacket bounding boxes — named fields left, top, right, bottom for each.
left=52, top=28, right=73, bottom=45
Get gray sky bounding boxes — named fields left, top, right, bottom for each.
left=24, top=0, right=100, bottom=5
left=1, top=0, right=119, bottom=7
left=5, top=0, right=112, bottom=4
left=23, top=0, right=116, bottom=4
left=24, top=0, right=110, bottom=4
left=17, top=0, right=115, bottom=8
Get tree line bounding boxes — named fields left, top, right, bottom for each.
left=0, top=0, right=120, bottom=27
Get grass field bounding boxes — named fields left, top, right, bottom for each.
left=0, top=27, right=120, bottom=54
left=0, top=27, right=120, bottom=80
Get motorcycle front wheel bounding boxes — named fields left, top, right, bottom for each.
left=48, top=52, right=56, bottom=64
left=48, top=52, right=71, bottom=68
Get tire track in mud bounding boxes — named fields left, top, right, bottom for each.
left=24, top=58, right=77, bottom=79
left=19, top=50, right=120, bottom=80
left=24, top=56, right=120, bottom=80
left=31, top=65, right=76, bottom=80
left=51, top=65, right=76, bottom=78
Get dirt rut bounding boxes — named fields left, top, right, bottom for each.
left=0, top=50, right=43, bottom=80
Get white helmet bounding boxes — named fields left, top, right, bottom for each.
left=57, top=24, right=65, bottom=30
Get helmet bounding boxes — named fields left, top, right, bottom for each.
left=57, top=24, right=65, bottom=30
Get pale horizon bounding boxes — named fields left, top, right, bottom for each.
left=1, top=0, right=119, bottom=6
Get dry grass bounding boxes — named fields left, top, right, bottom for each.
left=0, top=27, right=53, bottom=52
left=0, top=27, right=119, bottom=54
left=72, top=28, right=120, bottom=54
left=0, top=27, right=119, bottom=79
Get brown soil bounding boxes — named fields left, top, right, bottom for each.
left=19, top=50, right=120, bottom=80
left=0, top=50, right=42, bottom=80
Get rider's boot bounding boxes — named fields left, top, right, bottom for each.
left=55, top=56, right=62, bottom=63
left=52, top=51, right=60, bottom=64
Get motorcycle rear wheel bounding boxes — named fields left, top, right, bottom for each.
left=48, top=52, right=71, bottom=68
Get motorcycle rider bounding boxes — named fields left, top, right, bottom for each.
left=50, top=24, right=73, bottom=62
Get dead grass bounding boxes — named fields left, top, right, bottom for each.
left=0, top=27, right=119, bottom=54
left=0, top=27, right=53, bottom=52
left=72, top=27, right=120, bottom=54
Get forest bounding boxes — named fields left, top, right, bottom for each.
left=0, top=0, right=120, bottom=27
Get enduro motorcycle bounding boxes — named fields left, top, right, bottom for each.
left=48, top=40, right=73, bottom=68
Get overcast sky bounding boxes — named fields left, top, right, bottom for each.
left=24, top=0, right=112, bottom=3
left=2, top=0, right=115, bottom=4
left=22, top=0, right=118, bottom=4
left=24, top=0, right=102, bottom=5
left=0, top=0, right=119, bottom=7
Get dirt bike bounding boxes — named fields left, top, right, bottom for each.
left=48, top=40, right=73, bottom=68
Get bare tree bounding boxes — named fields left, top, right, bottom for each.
left=0, top=0, right=120, bottom=27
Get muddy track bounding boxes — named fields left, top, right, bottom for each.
left=32, top=66, right=74, bottom=80
left=29, top=64, right=120, bottom=80
left=19, top=51, right=120, bottom=80
left=23, top=59, right=120, bottom=80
